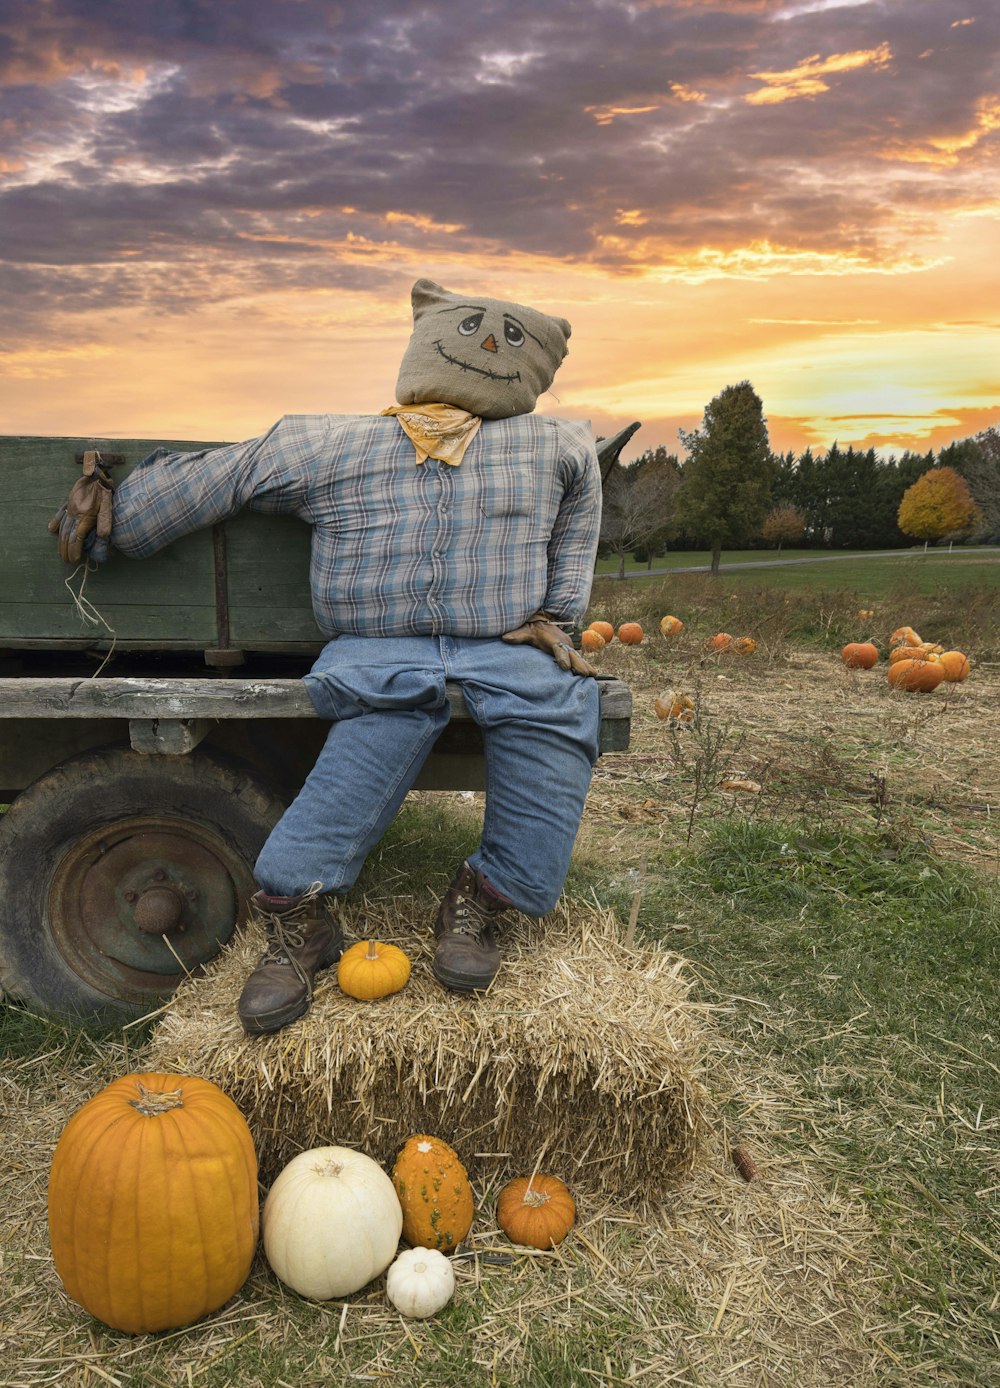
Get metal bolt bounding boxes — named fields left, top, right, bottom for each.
left=123, top=889, right=137, bottom=903
left=153, top=868, right=167, bottom=882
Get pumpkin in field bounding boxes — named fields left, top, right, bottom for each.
left=889, top=626, right=923, bottom=648
left=580, top=628, right=606, bottom=653
left=856, top=608, right=874, bottom=620
left=48, top=1073, right=259, bottom=1334
left=262, top=1146, right=402, bottom=1299
left=706, top=632, right=733, bottom=652
left=841, top=642, right=879, bottom=670
left=617, top=622, right=644, bottom=645
left=588, top=620, right=615, bottom=643
left=653, top=691, right=695, bottom=722
left=497, top=1174, right=576, bottom=1249
left=888, top=643, right=940, bottom=666
left=658, top=615, right=684, bottom=637
left=732, top=636, right=756, bottom=655
left=338, top=940, right=411, bottom=1000
left=937, top=650, right=971, bottom=682
left=392, top=1135, right=474, bottom=1254
left=887, top=658, right=945, bottom=693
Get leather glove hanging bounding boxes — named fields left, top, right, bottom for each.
left=501, top=610, right=598, bottom=676
left=48, top=452, right=114, bottom=564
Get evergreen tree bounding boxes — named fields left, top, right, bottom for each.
left=676, top=381, right=775, bottom=574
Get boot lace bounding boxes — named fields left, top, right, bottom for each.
left=256, top=882, right=326, bottom=990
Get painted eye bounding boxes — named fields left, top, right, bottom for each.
left=458, top=313, right=483, bottom=336
left=504, top=321, right=525, bottom=347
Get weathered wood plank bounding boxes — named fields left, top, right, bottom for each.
left=0, top=675, right=630, bottom=723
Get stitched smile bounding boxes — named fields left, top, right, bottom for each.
left=433, top=341, right=522, bottom=384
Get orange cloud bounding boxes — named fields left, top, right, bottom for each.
left=585, top=101, right=662, bottom=126
left=746, top=44, right=892, bottom=105
left=889, top=96, right=1000, bottom=167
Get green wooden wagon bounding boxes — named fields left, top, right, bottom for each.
left=0, top=426, right=636, bottom=1022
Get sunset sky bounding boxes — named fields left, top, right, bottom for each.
left=2, top=0, right=998, bottom=461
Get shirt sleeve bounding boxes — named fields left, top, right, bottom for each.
left=543, top=421, right=603, bottom=623
left=110, top=415, right=326, bottom=559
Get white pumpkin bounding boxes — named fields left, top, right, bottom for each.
left=262, top=1146, right=403, bottom=1299
left=385, top=1246, right=455, bottom=1318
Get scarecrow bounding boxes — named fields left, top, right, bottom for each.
left=49, top=279, right=603, bottom=1033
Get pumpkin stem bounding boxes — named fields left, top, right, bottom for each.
left=365, top=941, right=380, bottom=961
left=522, top=1188, right=551, bottom=1208
left=129, top=1082, right=185, bottom=1116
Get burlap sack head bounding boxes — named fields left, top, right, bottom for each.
left=394, top=279, right=572, bottom=419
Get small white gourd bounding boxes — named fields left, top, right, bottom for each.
left=385, top=1246, right=455, bottom=1318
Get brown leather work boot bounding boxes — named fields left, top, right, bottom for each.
left=238, top=887, right=343, bottom=1035
left=432, top=861, right=511, bottom=992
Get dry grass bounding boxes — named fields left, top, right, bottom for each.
left=2, top=637, right=997, bottom=1385
left=1, top=995, right=884, bottom=1387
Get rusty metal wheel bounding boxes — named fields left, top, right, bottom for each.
left=0, top=744, right=284, bottom=1023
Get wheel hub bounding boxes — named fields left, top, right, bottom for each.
left=49, top=816, right=253, bottom=1005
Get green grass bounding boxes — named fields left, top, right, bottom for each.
left=631, top=817, right=1000, bottom=1382
left=595, top=544, right=1000, bottom=578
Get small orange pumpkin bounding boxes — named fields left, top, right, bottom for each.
left=889, top=626, right=923, bottom=649
left=841, top=642, right=878, bottom=669
left=658, top=615, right=684, bottom=637
left=732, top=636, right=756, bottom=655
left=497, top=1174, right=576, bottom=1249
left=588, top=620, right=615, bottom=643
left=338, top=940, right=411, bottom=1000
left=653, top=691, right=695, bottom=722
left=706, top=632, right=733, bottom=652
left=937, top=650, right=971, bottom=682
left=856, top=608, right=874, bottom=620
left=617, top=622, right=644, bottom=645
left=392, top=1135, right=474, bottom=1254
left=887, top=658, right=945, bottom=693
left=48, top=1073, right=259, bottom=1334
left=580, top=628, right=606, bottom=653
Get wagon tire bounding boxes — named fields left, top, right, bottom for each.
left=0, top=744, right=285, bottom=1024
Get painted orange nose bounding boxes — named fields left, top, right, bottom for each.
left=480, top=333, right=498, bottom=353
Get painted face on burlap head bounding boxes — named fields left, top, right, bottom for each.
left=394, top=278, right=572, bottom=419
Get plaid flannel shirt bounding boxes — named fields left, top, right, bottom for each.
left=111, top=412, right=602, bottom=638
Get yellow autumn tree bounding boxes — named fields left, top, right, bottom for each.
left=897, top=466, right=978, bottom=542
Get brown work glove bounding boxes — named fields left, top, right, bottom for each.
left=48, top=453, right=114, bottom=564
left=501, top=611, right=598, bottom=676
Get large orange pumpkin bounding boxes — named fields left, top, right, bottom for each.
left=889, top=626, right=923, bottom=648
left=653, top=691, right=695, bottom=722
left=48, top=1073, right=259, bottom=1334
left=887, top=658, right=945, bottom=693
left=732, top=636, right=757, bottom=655
left=392, top=1135, right=474, bottom=1254
left=841, top=642, right=878, bottom=669
left=580, top=628, right=606, bottom=653
left=588, top=621, right=614, bottom=643
left=706, top=632, right=733, bottom=652
left=658, top=615, right=684, bottom=637
left=937, top=650, right=971, bottom=682
left=617, top=622, right=644, bottom=645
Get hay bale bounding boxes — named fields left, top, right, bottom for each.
left=146, top=894, right=707, bottom=1197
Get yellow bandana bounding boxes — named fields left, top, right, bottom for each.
left=381, top=402, right=482, bottom=465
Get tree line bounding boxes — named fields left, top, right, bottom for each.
left=599, top=381, right=1000, bottom=576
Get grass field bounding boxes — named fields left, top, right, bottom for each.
left=1, top=570, right=998, bottom=1387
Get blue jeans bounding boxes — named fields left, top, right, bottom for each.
left=253, top=635, right=600, bottom=915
